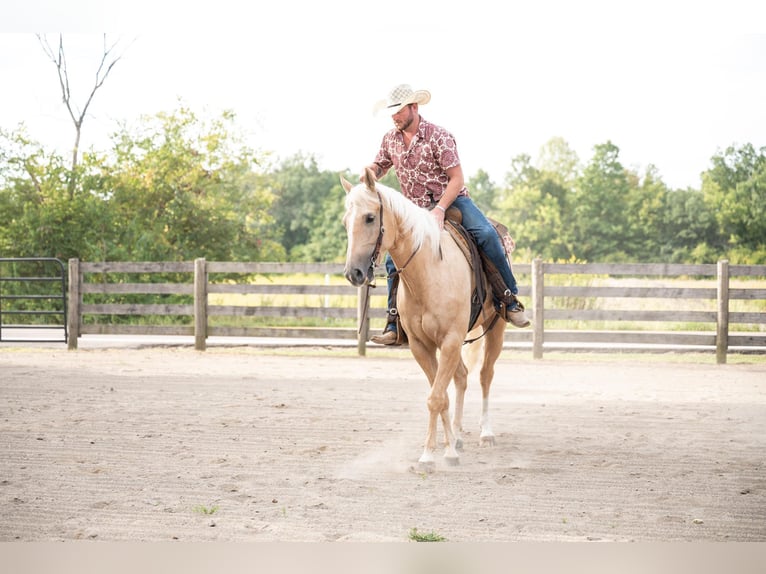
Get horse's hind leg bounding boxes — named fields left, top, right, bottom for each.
left=479, top=323, right=505, bottom=447
left=451, top=358, right=468, bottom=452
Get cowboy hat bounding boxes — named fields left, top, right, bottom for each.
left=373, top=84, right=431, bottom=116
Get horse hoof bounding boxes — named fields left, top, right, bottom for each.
left=480, top=435, right=496, bottom=447
left=444, top=455, right=460, bottom=467
left=455, top=438, right=464, bottom=452
left=418, top=460, right=436, bottom=474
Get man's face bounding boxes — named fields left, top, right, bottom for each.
left=392, top=104, right=415, bottom=132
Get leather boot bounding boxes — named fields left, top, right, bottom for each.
left=371, top=330, right=399, bottom=345
left=371, top=309, right=406, bottom=346
left=501, top=290, right=531, bottom=328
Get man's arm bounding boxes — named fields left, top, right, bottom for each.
left=361, top=163, right=386, bottom=181
left=431, top=164, right=464, bottom=228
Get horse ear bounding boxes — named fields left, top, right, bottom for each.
left=362, top=167, right=377, bottom=191
left=340, top=175, right=354, bottom=194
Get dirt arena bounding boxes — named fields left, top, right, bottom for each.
left=1, top=346, right=765, bottom=542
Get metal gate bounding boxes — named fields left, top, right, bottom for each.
left=0, top=258, right=67, bottom=343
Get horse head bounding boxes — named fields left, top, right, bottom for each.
left=340, top=168, right=383, bottom=287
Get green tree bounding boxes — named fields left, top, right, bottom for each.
left=660, top=187, right=722, bottom=262
left=498, top=152, right=574, bottom=260
left=99, top=106, right=274, bottom=261
left=0, top=127, right=109, bottom=260
left=268, top=154, right=340, bottom=260
left=467, top=168, right=499, bottom=215
left=702, top=143, right=766, bottom=260
left=622, top=165, right=669, bottom=260
left=536, top=136, right=580, bottom=188
left=292, top=178, right=348, bottom=262
left=570, top=141, right=631, bottom=261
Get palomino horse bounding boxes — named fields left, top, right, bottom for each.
left=341, top=168, right=507, bottom=470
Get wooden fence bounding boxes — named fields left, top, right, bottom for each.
left=66, top=259, right=766, bottom=363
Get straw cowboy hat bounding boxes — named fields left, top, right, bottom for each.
left=373, top=84, right=431, bottom=116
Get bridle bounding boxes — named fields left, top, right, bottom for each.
left=357, top=188, right=420, bottom=336
left=365, top=190, right=385, bottom=284
left=365, top=189, right=420, bottom=284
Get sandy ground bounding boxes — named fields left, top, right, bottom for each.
left=1, top=346, right=765, bottom=542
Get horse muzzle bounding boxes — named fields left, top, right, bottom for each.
left=344, top=265, right=374, bottom=287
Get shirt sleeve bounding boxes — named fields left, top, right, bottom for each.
left=432, top=126, right=461, bottom=171
left=372, top=133, right=394, bottom=172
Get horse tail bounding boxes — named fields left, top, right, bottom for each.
left=461, top=333, right=484, bottom=373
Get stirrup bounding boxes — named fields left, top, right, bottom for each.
left=502, top=289, right=525, bottom=311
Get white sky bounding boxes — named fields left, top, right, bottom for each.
left=2, top=1, right=766, bottom=190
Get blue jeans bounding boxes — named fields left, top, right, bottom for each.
left=383, top=196, right=519, bottom=332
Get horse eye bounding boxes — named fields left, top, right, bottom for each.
left=365, top=213, right=376, bottom=224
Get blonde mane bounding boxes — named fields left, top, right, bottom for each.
left=347, top=181, right=441, bottom=257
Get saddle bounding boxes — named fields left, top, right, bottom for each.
left=444, top=217, right=489, bottom=332
left=443, top=207, right=515, bottom=333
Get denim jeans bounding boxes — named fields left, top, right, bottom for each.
left=383, top=196, right=519, bottom=332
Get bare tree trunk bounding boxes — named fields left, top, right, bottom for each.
left=37, top=34, right=125, bottom=200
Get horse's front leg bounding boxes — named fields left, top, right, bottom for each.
left=418, top=340, right=462, bottom=470
left=419, top=383, right=459, bottom=471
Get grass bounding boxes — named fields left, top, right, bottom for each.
left=192, top=504, right=219, bottom=515
left=408, top=527, right=447, bottom=542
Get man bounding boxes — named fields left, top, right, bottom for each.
left=364, top=84, right=530, bottom=346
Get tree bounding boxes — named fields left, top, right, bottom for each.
left=570, top=141, right=632, bottom=261
left=660, top=188, right=722, bottom=262
left=98, top=106, right=275, bottom=261
left=0, top=127, right=109, bottom=259
left=622, top=165, right=669, bottom=260
left=498, top=151, right=573, bottom=260
left=267, top=154, right=340, bottom=259
left=292, top=179, right=348, bottom=262
left=702, top=143, right=766, bottom=259
left=37, top=33, right=127, bottom=198
left=536, top=136, right=580, bottom=187
left=466, top=169, right=499, bottom=215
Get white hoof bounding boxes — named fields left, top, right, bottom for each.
left=480, top=434, right=496, bottom=447
left=444, top=455, right=460, bottom=467
left=454, top=437, right=464, bottom=452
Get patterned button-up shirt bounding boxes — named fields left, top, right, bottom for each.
left=372, top=117, right=469, bottom=208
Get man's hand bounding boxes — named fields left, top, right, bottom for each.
left=431, top=205, right=446, bottom=230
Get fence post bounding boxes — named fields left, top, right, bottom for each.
left=716, top=259, right=729, bottom=364
left=194, top=258, right=207, bottom=351
left=67, top=258, right=80, bottom=350
left=532, top=257, right=544, bottom=359
left=356, top=285, right=370, bottom=356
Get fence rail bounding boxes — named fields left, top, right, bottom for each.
left=64, top=258, right=766, bottom=363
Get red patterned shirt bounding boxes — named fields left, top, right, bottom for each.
left=372, top=117, right=469, bottom=208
